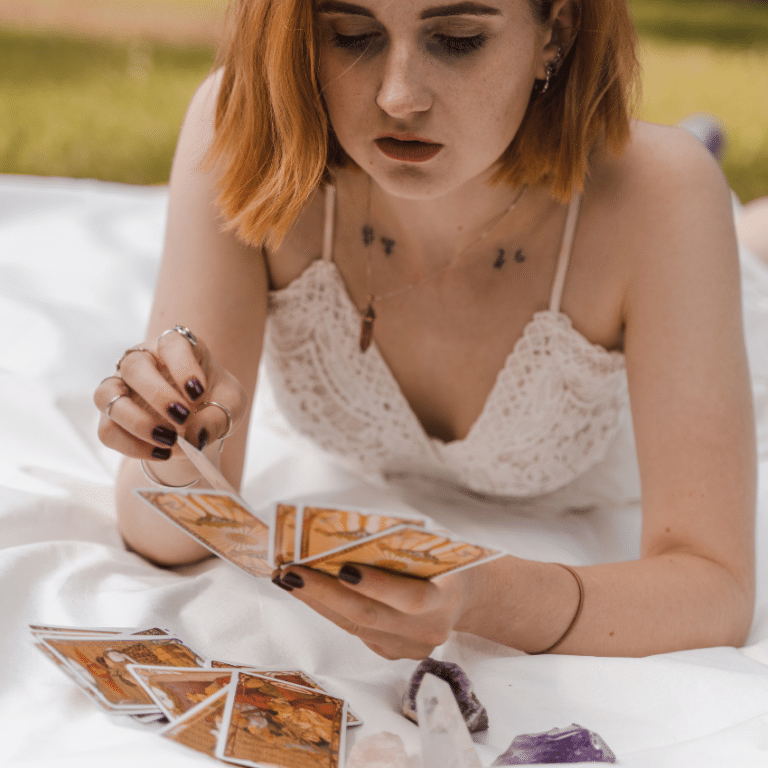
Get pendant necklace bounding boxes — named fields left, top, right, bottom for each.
left=359, top=182, right=528, bottom=352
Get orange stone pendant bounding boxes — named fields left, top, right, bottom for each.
left=359, top=300, right=376, bottom=352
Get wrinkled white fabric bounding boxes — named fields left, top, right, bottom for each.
left=3, top=176, right=768, bottom=768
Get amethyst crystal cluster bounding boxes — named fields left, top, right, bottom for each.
left=492, top=724, right=617, bottom=765
left=402, top=658, right=488, bottom=733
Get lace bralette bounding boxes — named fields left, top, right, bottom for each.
left=261, top=189, right=629, bottom=498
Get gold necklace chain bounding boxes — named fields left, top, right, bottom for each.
left=359, top=182, right=528, bottom=352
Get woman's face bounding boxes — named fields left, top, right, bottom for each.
left=317, top=0, right=549, bottom=200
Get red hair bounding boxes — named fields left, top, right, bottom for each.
left=207, top=0, right=640, bottom=248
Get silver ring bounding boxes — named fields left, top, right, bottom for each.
left=196, top=400, right=233, bottom=440
left=116, top=347, right=150, bottom=372
left=106, top=393, right=128, bottom=419
left=159, top=325, right=198, bottom=346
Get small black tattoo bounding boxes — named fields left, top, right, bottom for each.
left=362, top=225, right=374, bottom=246
left=514, top=248, right=525, bottom=263
left=493, top=249, right=506, bottom=269
left=381, top=236, right=395, bottom=256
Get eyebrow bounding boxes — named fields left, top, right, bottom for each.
left=316, top=1, right=501, bottom=20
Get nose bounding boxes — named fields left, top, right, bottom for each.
left=375, top=45, right=432, bottom=118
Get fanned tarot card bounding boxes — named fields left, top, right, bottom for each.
left=295, top=506, right=425, bottom=562
left=135, top=489, right=272, bottom=578
left=136, top=439, right=503, bottom=581
left=217, top=672, right=347, bottom=768
left=297, top=524, right=503, bottom=579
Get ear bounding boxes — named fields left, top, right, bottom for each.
left=536, top=0, right=580, bottom=79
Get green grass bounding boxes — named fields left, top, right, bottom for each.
left=0, top=28, right=215, bottom=183
left=1, top=1, right=767, bottom=198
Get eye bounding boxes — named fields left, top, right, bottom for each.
left=331, top=32, right=380, bottom=52
left=434, top=33, right=487, bottom=55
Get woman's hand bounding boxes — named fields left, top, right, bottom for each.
left=272, top=564, right=469, bottom=660
left=94, top=326, right=248, bottom=465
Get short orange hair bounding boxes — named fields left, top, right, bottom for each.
left=207, top=0, right=640, bottom=249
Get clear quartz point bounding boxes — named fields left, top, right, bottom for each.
left=345, top=732, right=409, bottom=768
left=416, top=673, right=483, bottom=768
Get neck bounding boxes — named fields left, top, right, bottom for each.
left=358, top=173, right=545, bottom=272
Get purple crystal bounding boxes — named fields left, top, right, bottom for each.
left=492, top=724, right=616, bottom=765
left=402, top=658, right=488, bottom=733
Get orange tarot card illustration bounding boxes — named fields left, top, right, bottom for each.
left=135, top=490, right=272, bottom=578
left=218, top=672, right=347, bottom=768
left=128, top=665, right=234, bottom=720
left=41, top=636, right=204, bottom=711
left=301, top=525, right=502, bottom=579
left=209, top=662, right=362, bottom=727
left=273, top=503, right=297, bottom=568
left=161, top=687, right=230, bottom=758
left=297, top=507, right=425, bottom=562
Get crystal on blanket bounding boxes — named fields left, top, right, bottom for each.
left=416, top=674, right=483, bottom=768
left=492, top=724, right=617, bottom=764
left=403, top=657, right=488, bottom=733
left=345, top=731, right=408, bottom=768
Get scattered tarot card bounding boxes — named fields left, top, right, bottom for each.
left=209, top=660, right=363, bottom=727
left=216, top=672, right=348, bottom=768
left=35, top=633, right=206, bottom=713
left=160, top=686, right=230, bottom=758
left=128, top=665, right=234, bottom=721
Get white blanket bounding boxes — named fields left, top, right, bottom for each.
left=2, top=175, right=768, bottom=767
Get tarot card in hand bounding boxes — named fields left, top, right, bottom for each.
left=35, top=633, right=205, bottom=713
left=297, top=523, right=503, bottom=579
left=217, top=672, right=348, bottom=768
left=135, top=489, right=272, bottom=578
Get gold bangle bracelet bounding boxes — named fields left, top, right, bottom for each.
left=530, top=563, right=584, bottom=655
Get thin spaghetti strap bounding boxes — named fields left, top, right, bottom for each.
left=321, top=184, right=336, bottom=262
left=549, top=193, right=583, bottom=313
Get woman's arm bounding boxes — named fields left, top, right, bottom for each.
left=96, top=72, right=270, bottom=566
left=275, top=125, right=756, bottom=658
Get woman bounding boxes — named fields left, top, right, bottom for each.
left=94, top=0, right=757, bottom=660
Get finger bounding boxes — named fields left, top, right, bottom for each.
left=281, top=566, right=449, bottom=646
left=335, top=563, right=445, bottom=615
left=96, top=386, right=181, bottom=456
left=292, top=589, right=433, bottom=659
left=156, top=328, right=208, bottom=404
left=117, top=347, right=193, bottom=429
left=97, top=413, right=177, bottom=461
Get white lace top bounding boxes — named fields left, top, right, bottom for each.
left=262, top=187, right=630, bottom=499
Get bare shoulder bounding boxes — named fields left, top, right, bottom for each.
left=584, top=121, right=739, bottom=302
left=588, top=120, right=735, bottom=247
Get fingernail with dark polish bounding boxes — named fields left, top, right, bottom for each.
left=339, top=564, right=362, bottom=585
left=282, top=572, right=304, bottom=589
left=152, top=425, right=177, bottom=446
left=198, top=428, right=209, bottom=451
left=185, top=378, right=204, bottom=400
left=272, top=574, right=293, bottom=592
left=151, top=447, right=172, bottom=460
left=167, top=402, right=190, bottom=424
